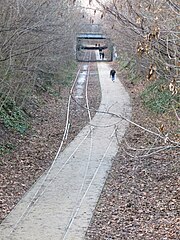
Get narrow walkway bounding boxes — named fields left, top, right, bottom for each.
left=0, top=62, right=131, bottom=240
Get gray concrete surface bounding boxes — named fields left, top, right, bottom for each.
left=0, top=61, right=131, bottom=240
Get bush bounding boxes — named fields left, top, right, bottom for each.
left=0, top=98, right=29, bottom=133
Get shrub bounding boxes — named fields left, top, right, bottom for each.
left=0, top=98, right=29, bottom=133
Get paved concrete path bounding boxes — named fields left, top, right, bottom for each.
left=0, top=62, right=131, bottom=240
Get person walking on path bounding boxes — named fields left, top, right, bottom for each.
left=110, top=69, right=116, bottom=82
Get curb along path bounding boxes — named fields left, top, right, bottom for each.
left=0, top=62, right=131, bottom=240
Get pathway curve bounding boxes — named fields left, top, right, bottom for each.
left=0, top=62, right=131, bottom=240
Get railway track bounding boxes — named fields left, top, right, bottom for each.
left=1, top=49, right=131, bottom=240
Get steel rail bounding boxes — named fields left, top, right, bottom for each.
left=61, top=128, right=116, bottom=240
left=62, top=51, right=94, bottom=239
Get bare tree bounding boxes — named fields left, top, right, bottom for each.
left=93, top=0, right=179, bottom=152
left=0, top=0, right=84, bottom=112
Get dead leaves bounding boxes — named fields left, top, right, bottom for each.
left=148, top=26, right=160, bottom=41
left=159, top=123, right=165, bottom=133
left=136, top=40, right=150, bottom=56
left=136, top=25, right=160, bottom=58
left=136, top=16, right=142, bottom=24
left=147, top=64, right=157, bottom=81
left=169, top=78, right=178, bottom=95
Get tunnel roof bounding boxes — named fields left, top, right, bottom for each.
left=77, top=33, right=107, bottom=39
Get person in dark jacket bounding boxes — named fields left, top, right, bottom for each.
left=102, top=52, right=105, bottom=60
left=99, top=47, right=102, bottom=59
left=110, top=69, right=116, bottom=81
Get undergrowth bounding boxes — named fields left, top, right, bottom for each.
left=0, top=98, right=29, bottom=134
left=36, top=61, right=77, bottom=95
left=58, top=61, right=77, bottom=86
left=0, top=61, right=78, bottom=134
left=0, top=143, right=15, bottom=157
left=141, top=79, right=178, bottom=114
left=118, top=56, right=141, bottom=84
left=119, top=57, right=179, bottom=114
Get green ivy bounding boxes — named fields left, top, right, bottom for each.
left=0, top=143, right=15, bottom=157
left=0, top=98, right=29, bottom=133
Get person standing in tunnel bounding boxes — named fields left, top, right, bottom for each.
left=99, top=47, right=102, bottom=59
left=102, top=52, right=105, bottom=60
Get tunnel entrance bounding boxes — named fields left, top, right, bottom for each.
left=76, top=32, right=113, bottom=62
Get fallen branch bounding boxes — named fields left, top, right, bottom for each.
left=71, top=95, right=180, bottom=147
